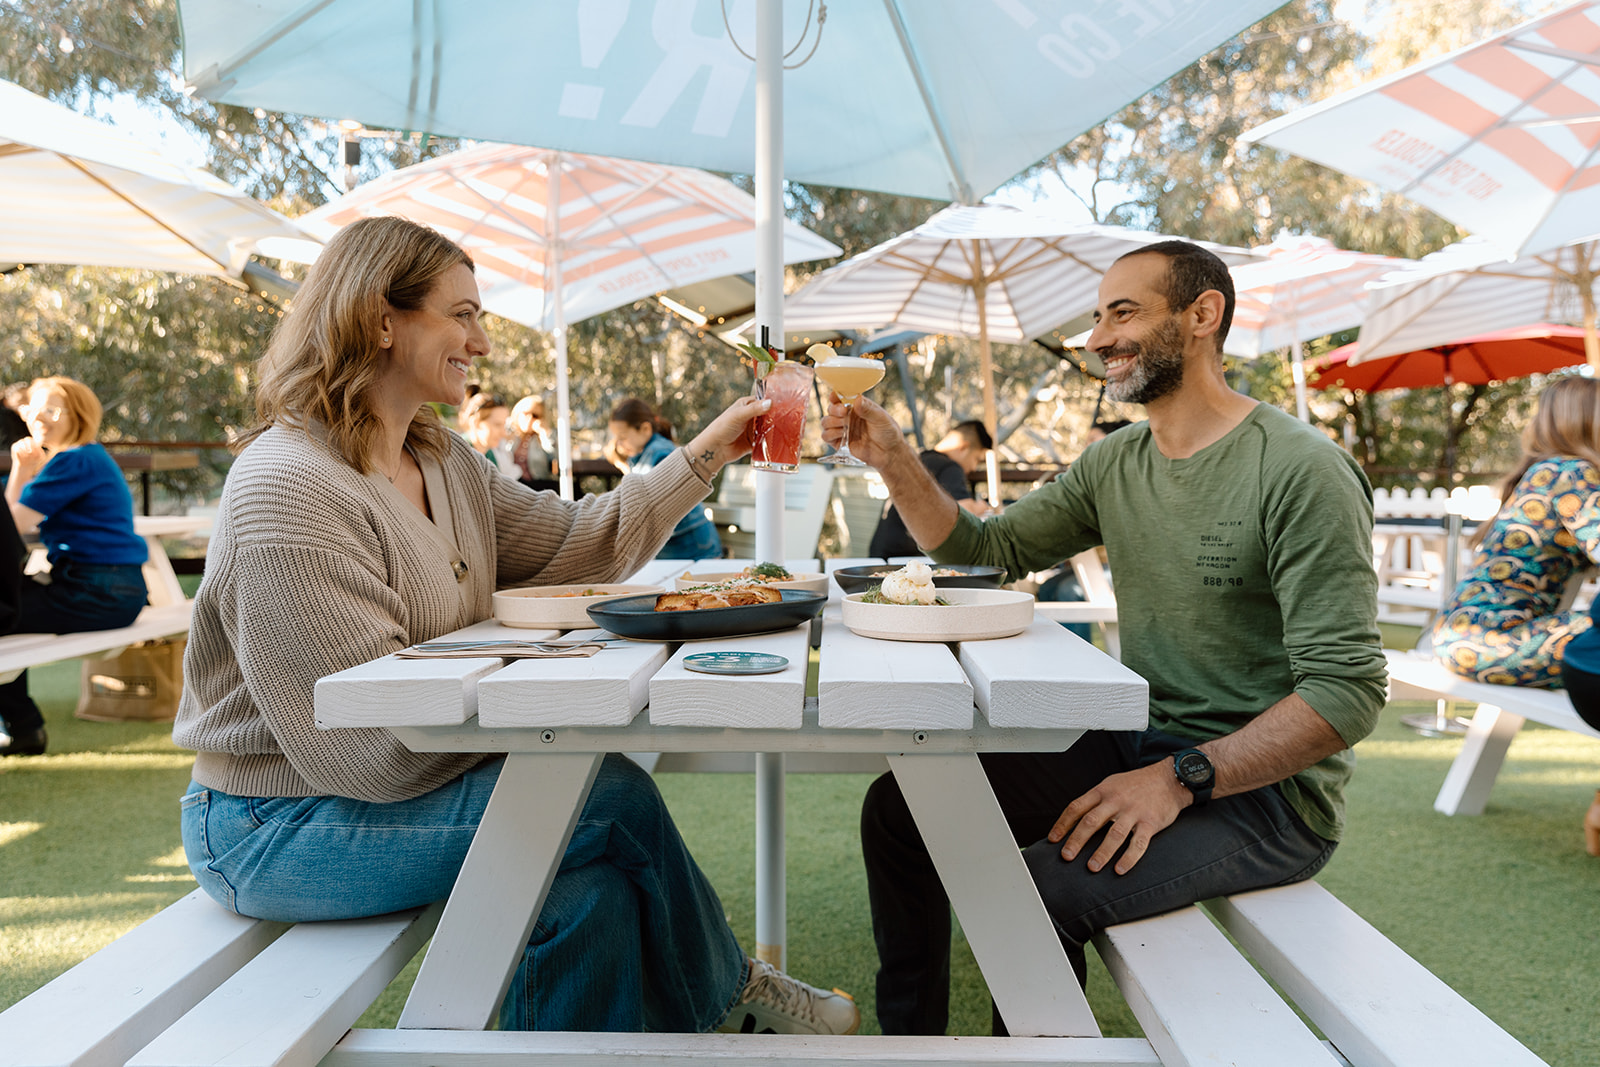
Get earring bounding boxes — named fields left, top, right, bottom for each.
left=381, top=335, right=391, bottom=348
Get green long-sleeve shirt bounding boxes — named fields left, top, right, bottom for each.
left=934, top=403, right=1387, bottom=841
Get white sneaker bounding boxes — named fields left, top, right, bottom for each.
left=717, top=957, right=860, bottom=1035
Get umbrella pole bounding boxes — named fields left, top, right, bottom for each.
left=974, top=271, right=1000, bottom=509
left=551, top=165, right=575, bottom=502
left=1291, top=338, right=1310, bottom=422
left=752, top=0, right=786, bottom=975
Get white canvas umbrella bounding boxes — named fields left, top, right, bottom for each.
left=776, top=203, right=1258, bottom=436
left=0, top=79, right=307, bottom=280
left=284, top=142, right=840, bottom=497
left=1238, top=1, right=1600, bottom=259
left=1226, top=235, right=1416, bottom=419
left=1353, top=235, right=1600, bottom=367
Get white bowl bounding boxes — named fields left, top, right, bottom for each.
left=674, top=570, right=830, bottom=596
left=493, top=584, right=664, bottom=629
left=840, top=588, right=1035, bottom=642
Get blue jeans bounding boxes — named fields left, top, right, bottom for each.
left=0, top=560, right=147, bottom=735
left=180, top=753, right=747, bottom=1032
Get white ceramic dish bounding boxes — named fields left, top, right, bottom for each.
left=674, top=570, right=830, bottom=596
left=493, top=584, right=664, bottom=629
left=840, top=588, right=1035, bottom=642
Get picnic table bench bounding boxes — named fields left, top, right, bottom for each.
left=0, top=872, right=1547, bottom=1067
left=1385, top=648, right=1600, bottom=815
left=0, top=516, right=205, bottom=686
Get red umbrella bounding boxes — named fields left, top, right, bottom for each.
left=1309, top=324, right=1589, bottom=392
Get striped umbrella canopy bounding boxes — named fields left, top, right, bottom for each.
left=774, top=203, right=1258, bottom=435
left=1354, top=236, right=1600, bottom=368
left=288, top=142, right=841, bottom=497
left=0, top=78, right=307, bottom=280
left=1239, top=1, right=1600, bottom=259
left=1310, top=323, right=1589, bottom=391
left=1226, top=234, right=1416, bottom=420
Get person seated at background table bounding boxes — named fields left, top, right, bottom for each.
left=869, top=419, right=994, bottom=558
left=459, top=390, right=513, bottom=472
left=171, top=217, right=856, bottom=1036
left=509, top=393, right=556, bottom=489
left=1432, top=376, right=1600, bottom=691
left=1, top=376, right=149, bottom=758
left=1557, top=603, right=1600, bottom=857
left=823, top=240, right=1387, bottom=1035
left=606, top=397, right=722, bottom=560
left=455, top=381, right=481, bottom=432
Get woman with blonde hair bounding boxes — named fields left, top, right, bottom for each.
left=1, top=375, right=147, bottom=757
left=1433, top=375, right=1600, bottom=687
left=172, top=216, right=855, bottom=1036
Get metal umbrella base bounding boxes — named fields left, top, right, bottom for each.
left=1401, top=700, right=1472, bottom=736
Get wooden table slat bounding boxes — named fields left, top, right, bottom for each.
left=817, top=606, right=973, bottom=729
left=959, top=619, right=1148, bottom=729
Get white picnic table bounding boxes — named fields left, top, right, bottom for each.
left=312, top=557, right=1149, bottom=1058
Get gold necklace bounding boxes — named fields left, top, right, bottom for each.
left=384, top=447, right=410, bottom=483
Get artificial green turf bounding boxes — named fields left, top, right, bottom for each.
left=3, top=647, right=1598, bottom=1063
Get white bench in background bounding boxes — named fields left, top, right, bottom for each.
left=0, top=516, right=204, bottom=685
left=708, top=463, right=834, bottom=560
left=1385, top=649, right=1600, bottom=815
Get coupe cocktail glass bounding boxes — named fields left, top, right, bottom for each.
left=813, top=354, right=885, bottom=468
left=750, top=359, right=813, bottom=473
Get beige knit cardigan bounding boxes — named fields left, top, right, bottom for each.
left=172, top=425, right=711, bottom=802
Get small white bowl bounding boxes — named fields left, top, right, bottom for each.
left=674, top=570, right=830, bottom=596
left=493, top=584, right=664, bottom=629
left=840, top=588, right=1035, bottom=642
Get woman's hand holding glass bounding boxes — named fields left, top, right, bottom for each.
left=683, top=395, right=771, bottom=478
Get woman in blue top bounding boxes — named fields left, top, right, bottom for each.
left=1, top=376, right=148, bottom=757
left=606, top=398, right=721, bottom=560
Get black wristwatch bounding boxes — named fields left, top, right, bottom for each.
left=1172, top=748, right=1215, bottom=807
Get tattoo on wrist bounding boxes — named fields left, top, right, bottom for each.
left=683, top=446, right=716, bottom=483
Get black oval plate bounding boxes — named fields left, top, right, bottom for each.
left=587, top=589, right=826, bottom=641
left=832, top=563, right=1006, bottom=595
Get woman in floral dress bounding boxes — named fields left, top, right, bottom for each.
left=1433, top=376, right=1600, bottom=687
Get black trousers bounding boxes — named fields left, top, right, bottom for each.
left=1560, top=661, right=1600, bottom=732
left=860, top=727, right=1337, bottom=1036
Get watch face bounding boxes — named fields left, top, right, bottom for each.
left=1176, top=751, right=1212, bottom=785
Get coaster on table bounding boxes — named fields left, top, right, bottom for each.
left=681, top=651, right=790, bottom=676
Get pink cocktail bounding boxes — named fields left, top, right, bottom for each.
left=751, top=360, right=813, bottom=472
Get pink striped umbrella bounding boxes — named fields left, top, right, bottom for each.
left=1240, top=2, right=1600, bottom=258
left=1226, top=235, right=1415, bottom=419
left=288, top=142, right=839, bottom=498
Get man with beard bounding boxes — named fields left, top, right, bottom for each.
left=822, top=240, right=1386, bottom=1036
